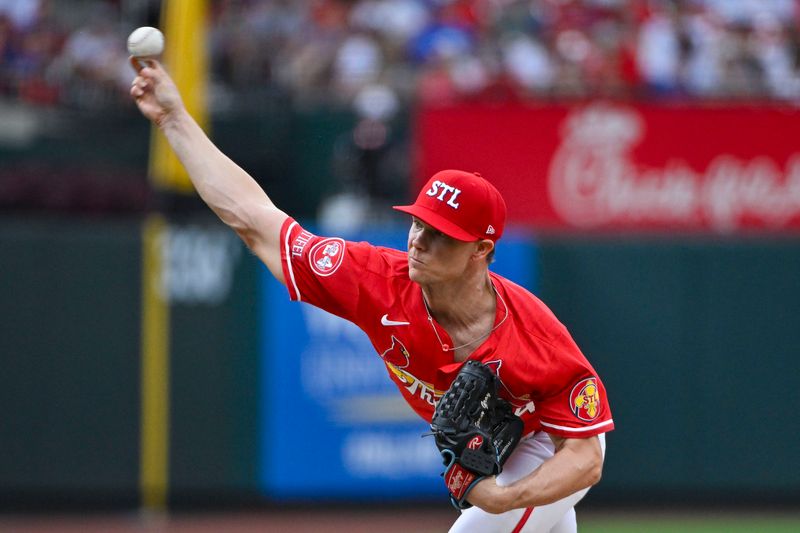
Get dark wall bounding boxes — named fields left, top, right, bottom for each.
left=0, top=106, right=392, bottom=218
left=537, top=236, right=800, bottom=503
left=0, top=216, right=261, bottom=509
left=167, top=219, right=261, bottom=504
left=0, top=218, right=142, bottom=505
left=2, top=221, right=799, bottom=507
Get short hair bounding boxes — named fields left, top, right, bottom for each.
left=486, top=247, right=496, bottom=264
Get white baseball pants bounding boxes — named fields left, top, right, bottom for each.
left=448, top=432, right=607, bottom=533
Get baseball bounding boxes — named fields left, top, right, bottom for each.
left=127, top=26, right=164, bottom=58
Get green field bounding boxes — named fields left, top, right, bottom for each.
left=581, top=513, right=800, bottom=533
left=0, top=510, right=799, bottom=532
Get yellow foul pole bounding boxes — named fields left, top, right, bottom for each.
left=149, top=0, right=210, bottom=193
left=140, top=214, right=170, bottom=510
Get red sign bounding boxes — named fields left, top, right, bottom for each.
left=415, top=102, right=800, bottom=233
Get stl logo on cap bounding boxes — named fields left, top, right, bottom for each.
left=424, top=180, right=462, bottom=209
left=393, top=169, right=507, bottom=242
left=570, top=377, right=601, bottom=421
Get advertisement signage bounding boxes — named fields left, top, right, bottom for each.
left=417, top=102, right=800, bottom=233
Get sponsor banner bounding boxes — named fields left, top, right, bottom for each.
left=416, top=102, right=800, bottom=233
left=259, top=226, right=535, bottom=498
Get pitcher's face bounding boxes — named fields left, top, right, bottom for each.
left=406, top=218, right=480, bottom=285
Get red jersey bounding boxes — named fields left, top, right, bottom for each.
left=280, top=218, right=614, bottom=438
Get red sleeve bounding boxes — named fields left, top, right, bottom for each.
left=534, top=333, right=614, bottom=438
left=280, top=218, right=374, bottom=323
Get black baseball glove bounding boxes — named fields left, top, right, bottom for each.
left=429, top=360, right=524, bottom=509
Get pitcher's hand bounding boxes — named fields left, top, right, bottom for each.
left=129, top=57, right=184, bottom=126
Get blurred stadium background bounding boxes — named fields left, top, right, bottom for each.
left=1, top=0, right=799, bottom=531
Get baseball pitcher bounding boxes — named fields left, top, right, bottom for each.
left=130, top=57, right=614, bottom=532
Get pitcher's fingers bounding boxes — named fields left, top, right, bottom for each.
left=143, top=59, right=166, bottom=80
left=143, top=59, right=161, bottom=71
left=130, top=75, right=147, bottom=89
left=133, top=59, right=164, bottom=84
left=129, top=56, right=145, bottom=73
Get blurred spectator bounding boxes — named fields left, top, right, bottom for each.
left=49, top=3, right=131, bottom=108
left=5, top=0, right=800, bottom=217
left=636, top=3, right=681, bottom=95
left=752, top=11, right=800, bottom=100
left=333, top=33, right=385, bottom=98
left=501, top=32, right=555, bottom=95
left=679, top=3, right=724, bottom=96
left=0, top=0, right=42, bottom=31
left=322, top=80, right=403, bottom=230
left=0, top=0, right=64, bottom=105
left=3, top=0, right=800, bottom=109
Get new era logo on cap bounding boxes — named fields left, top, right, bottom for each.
left=393, top=170, right=507, bottom=242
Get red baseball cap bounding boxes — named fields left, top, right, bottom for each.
left=393, top=170, right=507, bottom=242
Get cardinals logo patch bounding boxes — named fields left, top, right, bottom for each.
left=570, top=377, right=600, bottom=421
left=309, top=238, right=345, bottom=276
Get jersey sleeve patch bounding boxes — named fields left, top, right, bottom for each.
left=569, top=377, right=601, bottom=421
left=309, top=237, right=346, bottom=276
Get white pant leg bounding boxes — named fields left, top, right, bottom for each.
left=547, top=507, right=576, bottom=533
left=448, top=433, right=606, bottom=533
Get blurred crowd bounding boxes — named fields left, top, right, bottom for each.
left=2, top=0, right=800, bottom=112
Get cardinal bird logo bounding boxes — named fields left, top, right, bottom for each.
left=379, top=335, right=411, bottom=369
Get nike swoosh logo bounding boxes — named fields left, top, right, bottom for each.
left=381, top=314, right=410, bottom=326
